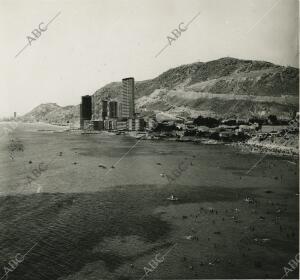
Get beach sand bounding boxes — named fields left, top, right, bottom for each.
left=0, top=122, right=298, bottom=279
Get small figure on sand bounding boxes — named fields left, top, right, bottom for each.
left=167, top=194, right=179, bottom=201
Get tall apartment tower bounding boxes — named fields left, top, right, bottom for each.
left=102, top=100, right=108, bottom=120
left=80, top=95, right=92, bottom=129
left=118, top=103, right=122, bottom=119
left=108, top=101, right=118, bottom=118
left=121, top=77, right=135, bottom=119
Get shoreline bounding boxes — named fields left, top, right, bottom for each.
left=230, top=141, right=299, bottom=158
left=3, top=121, right=297, bottom=158
left=138, top=135, right=299, bottom=158
left=95, top=129, right=298, bottom=158
left=81, top=130, right=298, bottom=159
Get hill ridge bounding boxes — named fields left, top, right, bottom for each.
left=22, top=57, right=299, bottom=123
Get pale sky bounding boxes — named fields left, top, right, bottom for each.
left=0, top=0, right=298, bottom=118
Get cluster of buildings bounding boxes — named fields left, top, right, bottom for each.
left=80, top=77, right=146, bottom=131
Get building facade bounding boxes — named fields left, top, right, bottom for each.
left=109, top=101, right=118, bottom=118
left=92, top=120, right=104, bottom=130
left=121, top=77, right=135, bottom=119
left=127, top=118, right=135, bottom=131
left=116, top=121, right=127, bottom=130
left=135, top=118, right=145, bottom=131
left=80, top=95, right=92, bottom=129
left=102, top=100, right=108, bottom=120
left=118, top=103, right=123, bottom=119
left=104, top=119, right=117, bottom=130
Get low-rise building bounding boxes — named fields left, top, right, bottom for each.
left=83, top=120, right=93, bottom=130
left=116, top=121, right=127, bottom=131
left=128, top=118, right=135, bottom=131
left=135, top=118, right=145, bottom=131
left=186, top=121, right=196, bottom=129
left=238, top=124, right=258, bottom=133
left=104, top=119, right=117, bottom=130
left=92, top=120, right=104, bottom=130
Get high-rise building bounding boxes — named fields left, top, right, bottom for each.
left=118, top=103, right=122, bottom=119
left=102, top=100, right=108, bottom=120
left=14, top=112, right=17, bottom=119
left=91, top=95, right=102, bottom=120
left=80, top=104, right=82, bottom=128
left=80, top=95, right=92, bottom=129
left=121, top=77, right=135, bottom=118
left=108, top=101, right=118, bottom=118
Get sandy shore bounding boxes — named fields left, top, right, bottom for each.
left=0, top=123, right=298, bottom=279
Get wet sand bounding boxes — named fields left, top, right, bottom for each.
left=0, top=122, right=298, bottom=279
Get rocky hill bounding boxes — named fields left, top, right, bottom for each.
left=21, top=103, right=79, bottom=125
left=23, top=57, right=299, bottom=123
left=93, top=57, right=299, bottom=120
